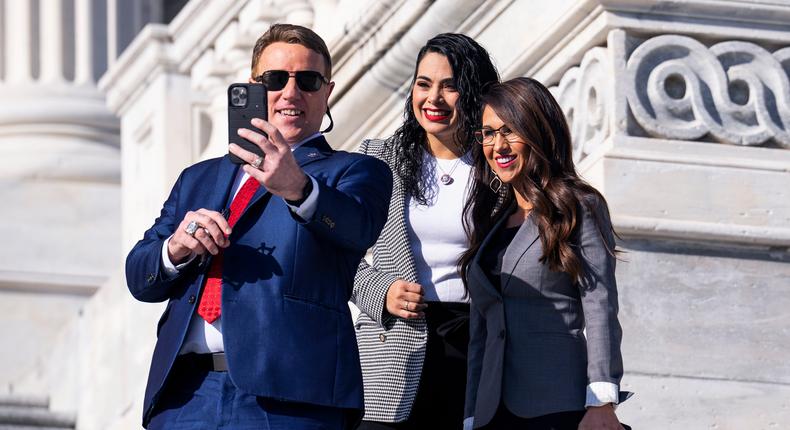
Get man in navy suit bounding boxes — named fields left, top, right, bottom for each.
left=126, top=23, right=392, bottom=429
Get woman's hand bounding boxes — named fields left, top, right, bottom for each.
left=385, top=279, right=427, bottom=319
left=578, top=404, right=624, bottom=430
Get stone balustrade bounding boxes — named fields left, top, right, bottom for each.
left=550, top=33, right=790, bottom=164
left=625, top=35, right=790, bottom=148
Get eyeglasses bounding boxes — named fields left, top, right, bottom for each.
left=474, top=125, right=516, bottom=145
left=253, top=70, right=329, bottom=92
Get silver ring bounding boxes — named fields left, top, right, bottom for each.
left=403, top=300, right=409, bottom=311
left=251, top=155, right=263, bottom=169
left=185, top=221, right=200, bottom=237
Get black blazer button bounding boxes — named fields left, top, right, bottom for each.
left=146, top=273, right=156, bottom=283
left=499, top=330, right=506, bottom=339
left=188, top=295, right=196, bottom=304
left=379, top=333, right=386, bottom=342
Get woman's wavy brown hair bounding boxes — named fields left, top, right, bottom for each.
left=459, top=77, right=616, bottom=285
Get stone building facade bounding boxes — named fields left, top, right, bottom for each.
left=0, top=0, right=168, bottom=426
left=1, top=0, right=788, bottom=428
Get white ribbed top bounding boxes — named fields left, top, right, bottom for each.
left=405, top=151, right=472, bottom=303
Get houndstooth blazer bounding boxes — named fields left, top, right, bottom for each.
left=351, top=138, right=428, bottom=422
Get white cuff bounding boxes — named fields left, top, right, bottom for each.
left=585, top=381, right=620, bottom=408
left=285, top=175, right=319, bottom=220
left=463, top=416, right=474, bottom=430
left=161, top=236, right=196, bottom=279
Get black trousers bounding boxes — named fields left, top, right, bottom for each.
left=358, top=301, right=470, bottom=430
left=480, top=404, right=585, bottom=430
left=480, top=403, right=633, bottom=430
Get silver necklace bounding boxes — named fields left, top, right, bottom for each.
left=436, top=157, right=463, bottom=185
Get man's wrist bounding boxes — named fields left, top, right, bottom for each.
left=285, top=175, right=313, bottom=206
left=162, top=236, right=196, bottom=278
left=167, top=241, right=189, bottom=265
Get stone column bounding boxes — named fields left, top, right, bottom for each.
left=39, top=0, right=65, bottom=83
left=0, top=0, right=164, bottom=405
left=3, top=0, right=33, bottom=84
left=74, top=0, right=94, bottom=85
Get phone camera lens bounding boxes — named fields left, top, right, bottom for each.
left=231, top=86, right=248, bottom=106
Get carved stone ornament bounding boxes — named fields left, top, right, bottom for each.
left=550, top=47, right=613, bottom=163
left=624, top=35, right=790, bottom=148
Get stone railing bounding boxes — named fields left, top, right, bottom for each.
left=526, top=0, right=790, bottom=250
left=550, top=32, right=790, bottom=166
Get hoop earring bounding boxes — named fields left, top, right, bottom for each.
left=489, top=173, right=503, bottom=193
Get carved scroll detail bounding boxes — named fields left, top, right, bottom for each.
left=625, top=35, right=790, bottom=148
left=550, top=47, right=612, bottom=163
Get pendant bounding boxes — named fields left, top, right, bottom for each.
left=440, top=174, right=454, bottom=185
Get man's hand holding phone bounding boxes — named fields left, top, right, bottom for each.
left=229, top=118, right=309, bottom=202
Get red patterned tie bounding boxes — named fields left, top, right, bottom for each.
left=198, top=176, right=260, bottom=323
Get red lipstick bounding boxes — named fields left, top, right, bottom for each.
left=423, top=109, right=450, bottom=122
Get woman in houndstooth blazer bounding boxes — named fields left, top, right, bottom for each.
left=351, top=34, right=498, bottom=429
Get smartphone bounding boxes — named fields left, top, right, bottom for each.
left=228, top=83, right=267, bottom=164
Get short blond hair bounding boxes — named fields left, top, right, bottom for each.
left=251, top=23, right=332, bottom=78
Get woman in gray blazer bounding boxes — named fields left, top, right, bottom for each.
left=351, top=34, right=498, bottom=429
left=459, top=77, right=628, bottom=430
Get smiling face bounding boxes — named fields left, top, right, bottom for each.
left=252, top=42, right=334, bottom=145
left=411, top=52, right=460, bottom=148
left=481, top=104, right=529, bottom=184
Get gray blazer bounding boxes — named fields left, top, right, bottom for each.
left=351, top=138, right=428, bottom=422
left=465, top=195, right=624, bottom=428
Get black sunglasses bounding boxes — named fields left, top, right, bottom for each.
left=253, top=70, right=329, bottom=92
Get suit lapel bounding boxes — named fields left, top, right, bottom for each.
left=293, top=134, right=333, bottom=168
left=194, top=157, right=240, bottom=272
left=500, top=212, right=540, bottom=293
left=468, top=205, right=514, bottom=297
left=393, top=167, right=419, bottom=283
left=244, top=179, right=269, bottom=214
left=377, top=143, right=419, bottom=283
left=211, top=156, right=241, bottom=211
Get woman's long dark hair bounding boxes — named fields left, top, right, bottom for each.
left=390, top=33, right=499, bottom=205
left=460, top=77, right=616, bottom=285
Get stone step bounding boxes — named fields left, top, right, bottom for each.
left=0, top=405, right=74, bottom=428
left=0, top=427, right=75, bottom=430
left=0, top=396, right=48, bottom=409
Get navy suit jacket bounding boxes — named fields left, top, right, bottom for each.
left=125, top=136, right=392, bottom=427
